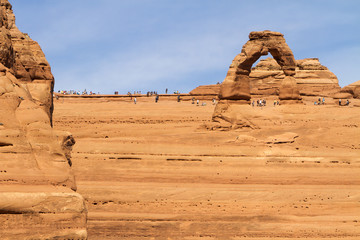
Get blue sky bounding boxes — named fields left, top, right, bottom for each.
left=11, top=0, right=360, bottom=94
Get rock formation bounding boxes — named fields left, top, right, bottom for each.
left=219, top=30, right=301, bottom=102
left=342, top=80, right=360, bottom=99
left=250, top=57, right=340, bottom=96
left=0, top=0, right=54, bottom=124
left=189, top=84, right=220, bottom=96
left=189, top=58, right=341, bottom=98
left=213, top=31, right=301, bottom=129
left=0, top=1, right=87, bottom=239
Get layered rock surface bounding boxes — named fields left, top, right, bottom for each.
left=52, top=97, right=360, bottom=239
left=0, top=0, right=54, bottom=123
left=190, top=58, right=340, bottom=98
left=0, top=1, right=87, bottom=238
left=219, top=30, right=301, bottom=102
left=189, top=84, right=220, bottom=95
left=214, top=31, right=301, bottom=127
left=250, top=57, right=340, bottom=96
left=342, top=80, right=360, bottom=99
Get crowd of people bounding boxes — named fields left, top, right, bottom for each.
left=338, top=99, right=350, bottom=106
left=56, top=89, right=352, bottom=108
left=251, top=99, right=274, bottom=107
left=57, top=89, right=98, bottom=95
left=314, top=97, right=326, bottom=105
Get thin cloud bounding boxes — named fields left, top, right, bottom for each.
left=11, top=0, right=360, bottom=92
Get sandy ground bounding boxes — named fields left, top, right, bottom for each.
left=53, top=96, right=360, bottom=239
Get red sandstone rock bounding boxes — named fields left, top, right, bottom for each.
left=189, top=84, right=220, bottom=95
left=219, top=30, right=300, bottom=102
left=333, top=92, right=353, bottom=99
left=342, top=80, right=360, bottom=99
left=0, top=1, right=86, bottom=238
left=250, top=57, right=340, bottom=96
left=190, top=57, right=340, bottom=98
left=214, top=30, right=301, bottom=127
left=279, top=76, right=301, bottom=101
left=0, top=0, right=54, bottom=123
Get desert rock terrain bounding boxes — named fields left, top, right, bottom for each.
left=0, top=1, right=87, bottom=238
left=53, top=95, right=360, bottom=239
left=2, top=1, right=360, bottom=239
left=190, top=57, right=341, bottom=98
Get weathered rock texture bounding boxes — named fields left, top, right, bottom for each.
left=0, top=1, right=87, bottom=239
left=342, top=80, right=360, bottom=99
left=53, top=97, right=360, bottom=239
left=214, top=31, right=301, bottom=128
left=189, top=84, right=220, bottom=96
left=219, top=31, right=301, bottom=102
left=0, top=0, right=54, bottom=124
left=190, top=58, right=340, bottom=98
left=250, top=57, right=340, bottom=96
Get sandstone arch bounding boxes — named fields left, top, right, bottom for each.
left=219, top=30, right=301, bottom=101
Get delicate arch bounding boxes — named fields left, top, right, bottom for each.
left=219, top=31, right=299, bottom=101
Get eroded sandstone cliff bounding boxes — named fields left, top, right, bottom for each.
left=190, top=58, right=341, bottom=98
left=0, top=1, right=87, bottom=239
left=0, top=0, right=54, bottom=124
left=250, top=57, right=340, bottom=96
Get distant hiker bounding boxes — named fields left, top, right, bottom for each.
left=177, top=95, right=181, bottom=102
left=314, top=101, right=317, bottom=105
left=345, top=99, right=350, bottom=106
left=277, top=100, right=280, bottom=105
left=197, top=99, right=199, bottom=105
left=339, top=99, right=341, bottom=106
left=165, top=88, right=168, bottom=94
left=192, top=97, right=195, bottom=104
left=263, top=99, right=266, bottom=106
left=212, top=98, right=216, bottom=105
left=155, top=95, right=159, bottom=103
left=252, top=100, right=255, bottom=107
left=134, top=97, right=137, bottom=104
left=274, top=100, right=276, bottom=106
left=322, top=97, right=325, bottom=105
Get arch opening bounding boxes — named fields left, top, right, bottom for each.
left=219, top=31, right=300, bottom=102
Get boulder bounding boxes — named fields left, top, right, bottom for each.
left=333, top=92, right=353, bottom=99
left=279, top=76, right=302, bottom=101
